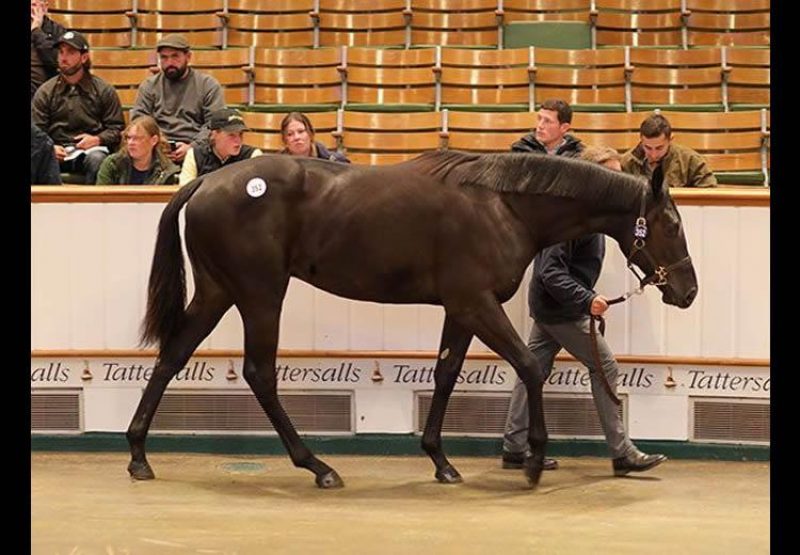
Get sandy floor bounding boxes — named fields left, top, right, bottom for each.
left=31, top=452, right=769, bottom=555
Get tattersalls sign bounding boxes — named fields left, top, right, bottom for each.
left=30, top=357, right=770, bottom=399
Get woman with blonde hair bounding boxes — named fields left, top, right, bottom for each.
left=580, top=144, right=623, bottom=172
left=95, top=115, right=180, bottom=185
left=279, top=112, right=349, bottom=163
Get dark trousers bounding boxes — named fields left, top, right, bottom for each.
left=60, top=150, right=108, bottom=185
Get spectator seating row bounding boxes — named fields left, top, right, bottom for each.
left=226, top=109, right=768, bottom=186
left=50, top=0, right=770, bottom=49
left=92, top=46, right=770, bottom=113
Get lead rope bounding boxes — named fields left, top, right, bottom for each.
left=586, top=191, right=650, bottom=406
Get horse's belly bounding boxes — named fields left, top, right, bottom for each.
left=304, top=280, right=441, bottom=305
left=292, top=258, right=440, bottom=305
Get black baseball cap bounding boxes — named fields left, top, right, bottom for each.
left=56, top=30, right=89, bottom=53
left=209, top=108, right=249, bottom=133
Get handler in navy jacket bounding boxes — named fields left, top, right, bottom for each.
left=501, top=103, right=668, bottom=477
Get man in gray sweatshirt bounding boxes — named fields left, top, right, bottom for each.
left=130, top=33, right=225, bottom=165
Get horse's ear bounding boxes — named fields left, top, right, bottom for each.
left=650, top=164, right=665, bottom=198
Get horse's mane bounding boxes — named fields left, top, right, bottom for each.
left=406, top=150, right=648, bottom=210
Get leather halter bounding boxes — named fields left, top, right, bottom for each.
left=608, top=189, right=693, bottom=306
left=590, top=190, right=692, bottom=406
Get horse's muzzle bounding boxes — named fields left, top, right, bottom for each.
left=665, top=286, right=697, bottom=309
left=683, top=286, right=698, bottom=307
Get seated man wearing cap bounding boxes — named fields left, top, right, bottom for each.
left=32, top=30, right=124, bottom=184
left=178, top=107, right=262, bottom=185
left=131, top=33, right=225, bottom=165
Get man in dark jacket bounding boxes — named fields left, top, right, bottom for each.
left=32, top=31, right=125, bottom=184
left=501, top=100, right=667, bottom=477
left=30, top=0, right=65, bottom=99
left=511, top=98, right=584, bottom=158
left=31, top=117, right=61, bottom=185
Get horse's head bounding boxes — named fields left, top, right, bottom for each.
left=621, top=166, right=698, bottom=309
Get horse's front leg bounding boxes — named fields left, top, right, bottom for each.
left=241, top=306, right=343, bottom=489
left=127, top=295, right=230, bottom=480
left=420, top=316, right=474, bottom=484
left=451, top=293, right=548, bottom=488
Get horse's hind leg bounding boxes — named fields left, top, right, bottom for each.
left=239, top=299, right=343, bottom=489
left=127, top=291, right=231, bottom=480
left=420, top=316, right=473, bottom=484
left=449, top=293, right=548, bottom=488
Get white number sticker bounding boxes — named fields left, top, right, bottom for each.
left=246, top=177, right=267, bottom=198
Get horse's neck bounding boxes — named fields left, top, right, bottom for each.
left=508, top=195, right=630, bottom=250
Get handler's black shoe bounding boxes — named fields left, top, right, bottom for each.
left=612, top=451, right=667, bottom=476
left=501, top=451, right=558, bottom=471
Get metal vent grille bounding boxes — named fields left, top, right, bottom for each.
left=417, top=392, right=510, bottom=436
left=31, top=390, right=81, bottom=432
left=692, top=398, right=770, bottom=445
left=151, top=391, right=353, bottom=434
left=416, top=392, right=624, bottom=438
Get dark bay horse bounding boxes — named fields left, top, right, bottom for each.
left=127, top=150, right=697, bottom=489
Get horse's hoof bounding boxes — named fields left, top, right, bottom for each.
left=316, top=470, right=344, bottom=489
left=524, top=458, right=543, bottom=489
left=435, top=465, right=463, bottom=484
left=128, top=460, right=155, bottom=481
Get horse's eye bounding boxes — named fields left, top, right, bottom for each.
left=666, top=220, right=680, bottom=238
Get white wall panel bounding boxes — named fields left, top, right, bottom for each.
left=417, top=304, right=445, bottom=351
left=666, top=207, right=703, bottom=356
left=383, top=305, right=421, bottom=350
left=68, top=205, right=107, bottom=348
left=103, top=204, right=146, bottom=348
left=133, top=204, right=162, bottom=349
left=736, top=207, right=770, bottom=358
left=349, top=300, right=384, bottom=350
left=31, top=204, right=73, bottom=348
left=628, top=394, right=689, bottom=441
left=83, top=388, right=141, bottom=432
left=280, top=279, right=315, bottom=349
left=313, top=289, right=350, bottom=349
left=354, top=389, right=414, bottom=433
left=31, top=202, right=770, bottom=360
left=699, top=207, right=738, bottom=356
left=209, top=307, right=244, bottom=350
left=629, top=286, right=664, bottom=355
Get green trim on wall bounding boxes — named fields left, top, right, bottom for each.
left=31, top=433, right=769, bottom=462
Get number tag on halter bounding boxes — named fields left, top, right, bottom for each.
left=634, top=217, right=648, bottom=240
left=246, top=177, right=267, bottom=198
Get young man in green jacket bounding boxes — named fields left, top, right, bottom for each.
left=622, top=114, right=717, bottom=188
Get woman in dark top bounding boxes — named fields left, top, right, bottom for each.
left=279, top=112, right=349, bottom=163
left=95, top=115, right=180, bottom=185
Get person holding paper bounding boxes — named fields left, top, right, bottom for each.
left=31, top=30, right=124, bottom=184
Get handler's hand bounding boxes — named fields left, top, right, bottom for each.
left=590, top=295, right=609, bottom=316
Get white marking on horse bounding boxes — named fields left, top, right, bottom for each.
left=439, top=348, right=450, bottom=360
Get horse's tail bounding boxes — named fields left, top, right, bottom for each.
left=139, top=176, right=207, bottom=349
